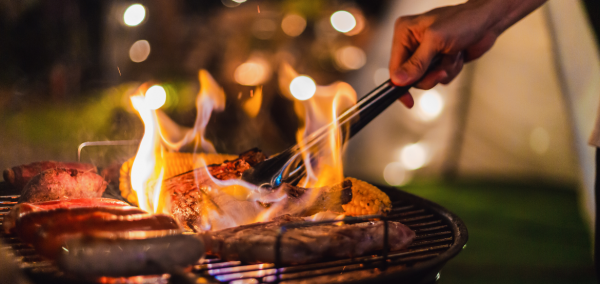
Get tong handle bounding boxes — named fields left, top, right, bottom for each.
left=243, top=56, right=442, bottom=188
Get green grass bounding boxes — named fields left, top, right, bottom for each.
left=399, top=180, right=595, bottom=284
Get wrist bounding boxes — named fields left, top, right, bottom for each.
left=466, top=0, right=547, bottom=34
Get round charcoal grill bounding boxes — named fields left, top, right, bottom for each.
left=0, top=183, right=467, bottom=284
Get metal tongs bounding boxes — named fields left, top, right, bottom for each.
left=242, top=60, right=440, bottom=190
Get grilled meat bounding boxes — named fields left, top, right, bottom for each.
left=33, top=213, right=180, bottom=259
left=165, top=171, right=352, bottom=232
left=19, top=168, right=107, bottom=203
left=200, top=215, right=416, bottom=265
left=15, top=206, right=145, bottom=243
left=58, top=234, right=204, bottom=277
left=4, top=161, right=97, bottom=190
left=3, top=198, right=131, bottom=234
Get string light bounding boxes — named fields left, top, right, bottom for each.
left=290, top=75, right=316, bottom=101
left=417, top=89, right=444, bottom=120
left=383, top=162, right=412, bottom=186
left=334, top=46, right=366, bottom=70
left=330, top=11, right=356, bottom=33
left=400, top=143, right=428, bottom=170
left=123, top=4, right=146, bottom=27
left=145, top=85, right=167, bottom=110
left=129, top=40, right=151, bottom=63
left=281, top=14, right=307, bottom=37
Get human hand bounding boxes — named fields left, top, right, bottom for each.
left=389, top=0, right=546, bottom=108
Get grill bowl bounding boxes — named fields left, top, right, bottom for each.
left=0, top=182, right=467, bottom=284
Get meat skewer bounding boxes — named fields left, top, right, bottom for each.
left=4, top=161, right=97, bottom=190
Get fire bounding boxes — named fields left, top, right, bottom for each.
left=129, top=70, right=225, bottom=213
left=278, top=62, right=356, bottom=189
left=128, top=64, right=357, bottom=229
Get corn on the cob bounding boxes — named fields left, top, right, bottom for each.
left=119, top=152, right=237, bottom=205
left=342, top=177, right=391, bottom=216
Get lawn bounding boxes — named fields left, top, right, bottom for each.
left=400, top=181, right=595, bottom=284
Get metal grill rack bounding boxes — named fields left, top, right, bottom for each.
left=0, top=185, right=467, bottom=284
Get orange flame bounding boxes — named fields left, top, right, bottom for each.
left=129, top=70, right=225, bottom=213
left=129, top=65, right=357, bottom=229
left=279, top=62, right=356, bottom=189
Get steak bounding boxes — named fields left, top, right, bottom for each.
left=4, top=161, right=97, bottom=190
left=19, top=168, right=107, bottom=203
left=200, top=215, right=416, bottom=265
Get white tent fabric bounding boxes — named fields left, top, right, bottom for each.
left=344, top=0, right=600, bottom=227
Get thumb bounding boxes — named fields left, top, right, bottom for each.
left=391, top=43, right=437, bottom=86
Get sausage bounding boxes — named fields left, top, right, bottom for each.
left=58, top=234, right=204, bottom=277
left=19, top=168, right=107, bottom=203
left=15, top=206, right=145, bottom=243
left=33, top=213, right=180, bottom=259
left=3, top=198, right=131, bottom=234
left=4, top=161, right=97, bottom=190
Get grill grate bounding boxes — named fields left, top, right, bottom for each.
left=0, top=186, right=467, bottom=284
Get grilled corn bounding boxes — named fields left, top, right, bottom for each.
left=119, top=152, right=237, bottom=205
left=342, top=177, right=391, bottom=216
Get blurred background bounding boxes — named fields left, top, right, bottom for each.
left=0, top=0, right=599, bottom=283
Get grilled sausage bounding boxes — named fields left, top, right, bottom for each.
left=33, top=213, right=180, bottom=259
left=3, top=198, right=131, bottom=234
left=16, top=206, right=145, bottom=243
left=19, top=168, right=107, bottom=203
left=4, top=161, right=97, bottom=190
left=58, top=234, right=204, bottom=277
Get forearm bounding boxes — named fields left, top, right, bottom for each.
left=467, top=0, right=548, bottom=35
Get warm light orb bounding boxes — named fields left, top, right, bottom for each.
left=400, top=143, right=428, bottom=170
left=330, top=11, right=356, bottom=33
left=123, top=4, right=146, bottom=27
left=418, top=89, right=444, bottom=119
left=290, top=75, right=317, bottom=101
left=383, top=162, right=411, bottom=186
left=530, top=127, right=550, bottom=155
left=129, top=40, right=151, bottom=63
left=234, top=60, right=270, bottom=86
left=334, top=46, right=366, bottom=70
left=145, top=85, right=167, bottom=110
left=232, top=0, right=247, bottom=3
left=282, top=14, right=307, bottom=37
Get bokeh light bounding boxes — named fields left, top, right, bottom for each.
left=129, top=40, right=151, bottom=63
left=123, top=4, right=146, bottom=27
left=334, top=46, right=366, bottom=70
left=373, top=68, right=389, bottom=86
left=145, top=85, right=167, bottom=110
left=417, top=89, right=444, bottom=120
left=290, top=75, right=317, bottom=101
left=252, top=19, right=277, bottom=40
left=530, top=127, right=550, bottom=155
left=232, top=0, right=247, bottom=3
left=221, top=0, right=241, bottom=8
left=400, top=143, right=428, bottom=170
left=234, top=58, right=271, bottom=86
left=330, top=11, right=356, bottom=33
left=281, top=14, right=307, bottom=37
left=383, top=162, right=412, bottom=186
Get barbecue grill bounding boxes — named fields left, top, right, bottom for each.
left=0, top=182, right=467, bottom=284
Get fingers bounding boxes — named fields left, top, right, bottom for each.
left=398, top=92, right=414, bottom=108
left=414, top=52, right=464, bottom=89
left=391, top=39, right=438, bottom=87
